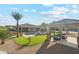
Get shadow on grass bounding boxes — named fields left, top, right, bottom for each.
left=36, top=41, right=79, bottom=54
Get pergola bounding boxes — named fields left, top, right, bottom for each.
left=47, top=21, right=79, bottom=48
left=48, top=21, right=79, bottom=35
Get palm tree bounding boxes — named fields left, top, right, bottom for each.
left=11, top=12, right=23, bottom=37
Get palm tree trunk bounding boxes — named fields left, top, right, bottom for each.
left=17, top=21, right=19, bottom=37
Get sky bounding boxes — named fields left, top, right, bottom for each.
left=0, top=4, right=79, bottom=26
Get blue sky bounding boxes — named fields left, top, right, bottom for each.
left=0, top=4, right=79, bottom=26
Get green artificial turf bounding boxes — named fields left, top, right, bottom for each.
left=28, top=35, right=47, bottom=46
left=15, top=35, right=47, bottom=46
left=15, top=36, right=29, bottom=46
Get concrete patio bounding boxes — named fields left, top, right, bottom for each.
left=59, top=37, right=78, bottom=49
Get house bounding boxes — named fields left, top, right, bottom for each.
left=6, top=19, right=79, bottom=34
left=6, top=23, right=48, bottom=34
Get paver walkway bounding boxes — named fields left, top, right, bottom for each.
left=0, top=39, right=42, bottom=54
left=36, top=41, right=79, bottom=54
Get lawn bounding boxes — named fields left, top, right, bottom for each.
left=15, top=35, right=47, bottom=46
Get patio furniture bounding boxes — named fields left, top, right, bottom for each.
left=61, top=34, right=67, bottom=40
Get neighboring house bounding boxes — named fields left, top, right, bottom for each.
left=6, top=23, right=48, bottom=34
left=49, top=19, right=79, bottom=32
left=6, top=25, right=16, bottom=32
left=19, top=23, right=48, bottom=33
left=6, top=19, right=79, bottom=34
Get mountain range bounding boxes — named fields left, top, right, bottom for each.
left=50, top=19, right=79, bottom=25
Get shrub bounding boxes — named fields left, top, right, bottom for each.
left=0, top=27, right=8, bottom=44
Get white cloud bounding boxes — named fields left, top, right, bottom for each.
left=41, top=11, right=69, bottom=20
left=42, top=4, right=53, bottom=6
left=41, top=7, right=68, bottom=15
left=53, top=7, right=68, bottom=14
left=72, top=5, right=77, bottom=8
left=71, top=9, right=79, bottom=14
left=32, top=9, right=36, bottom=12
left=41, top=11, right=62, bottom=15
left=41, top=11, right=52, bottom=15
left=24, top=9, right=36, bottom=13
left=0, top=14, right=9, bottom=19
left=0, top=14, right=12, bottom=20
left=0, top=14, right=3, bottom=18
left=48, top=14, right=69, bottom=19
left=24, top=9, right=28, bottom=12
left=52, top=15, right=61, bottom=19
left=40, top=7, right=69, bottom=20
left=0, top=14, right=17, bottom=26
left=8, top=8, right=19, bottom=10
left=71, top=5, right=78, bottom=14
left=62, top=15, right=69, bottom=18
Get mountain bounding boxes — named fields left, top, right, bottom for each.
left=50, top=19, right=79, bottom=25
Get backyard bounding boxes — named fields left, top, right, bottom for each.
left=0, top=30, right=79, bottom=54
left=0, top=4, right=79, bottom=54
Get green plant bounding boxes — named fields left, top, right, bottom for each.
left=11, top=12, right=23, bottom=37
left=0, top=27, right=8, bottom=44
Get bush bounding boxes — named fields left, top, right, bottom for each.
left=0, top=27, right=8, bottom=44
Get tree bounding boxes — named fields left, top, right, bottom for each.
left=11, top=12, right=23, bottom=37
left=0, top=27, right=8, bottom=44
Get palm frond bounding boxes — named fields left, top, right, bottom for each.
left=11, top=12, right=23, bottom=21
